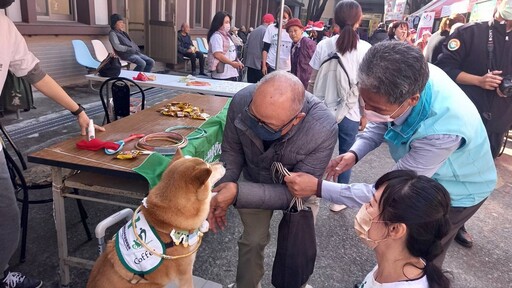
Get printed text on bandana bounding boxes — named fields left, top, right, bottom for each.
left=115, top=212, right=165, bottom=274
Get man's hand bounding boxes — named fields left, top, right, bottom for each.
left=187, top=48, right=193, bottom=53
left=261, top=62, right=268, bottom=75
left=325, top=152, right=357, bottom=181
left=284, top=172, right=318, bottom=198
left=479, top=70, right=503, bottom=90
left=208, top=182, right=237, bottom=232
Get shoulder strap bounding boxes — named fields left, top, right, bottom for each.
left=320, top=52, right=352, bottom=86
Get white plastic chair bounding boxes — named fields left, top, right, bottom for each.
left=91, top=39, right=130, bottom=68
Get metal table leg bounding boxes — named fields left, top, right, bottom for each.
left=51, top=167, right=70, bottom=288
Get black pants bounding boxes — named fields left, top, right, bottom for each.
left=247, top=67, right=263, bottom=83
left=182, top=51, right=205, bottom=73
left=434, top=199, right=486, bottom=267
left=488, top=131, right=507, bottom=158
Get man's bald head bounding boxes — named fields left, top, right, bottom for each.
left=250, top=71, right=306, bottom=134
left=253, top=71, right=305, bottom=113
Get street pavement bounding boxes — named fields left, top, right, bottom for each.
left=1, top=81, right=511, bottom=288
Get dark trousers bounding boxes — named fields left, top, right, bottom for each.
left=182, top=51, right=205, bottom=73
left=434, top=199, right=486, bottom=267
left=247, top=67, right=264, bottom=83
left=488, top=131, right=507, bottom=158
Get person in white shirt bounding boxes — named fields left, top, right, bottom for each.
left=206, top=11, right=244, bottom=81
left=352, top=170, right=451, bottom=288
left=0, top=2, right=103, bottom=286
left=308, top=0, right=371, bottom=212
left=261, top=5, right=293, bottom=74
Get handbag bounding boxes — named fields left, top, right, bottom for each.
left=1, top=71, right=34, bottom=113
left=215, top=62, right=225, bottom=74
left=271, top=197, right=317, bottom=288
left=97, top=53, right=122, bottom=78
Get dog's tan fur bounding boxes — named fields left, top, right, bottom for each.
left=87, top=150, right=225, bottom=288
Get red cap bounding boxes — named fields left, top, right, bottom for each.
left=285, top=18, right=304, bottom=31
left=262, top=13, right=275, bottom=24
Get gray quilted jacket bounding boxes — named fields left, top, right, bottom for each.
left=219, top=84, right=337, bottom=210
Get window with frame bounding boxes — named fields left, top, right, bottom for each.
left=36, top=0, right=75, bottom=21
left=194, top=0, right=203, bottom=27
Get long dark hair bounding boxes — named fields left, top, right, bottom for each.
left=207, top=11, right=232, bottom=42
left=375, top=170, right=452, bottom=288
left=275, top=5, right=292, bottom=28
left=334, top=0, right=362, bottom=55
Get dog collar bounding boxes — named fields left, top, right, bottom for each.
left=131, top=206, right=205, bottom=260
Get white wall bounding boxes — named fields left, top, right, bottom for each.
left=94, top=0, right=109, bottom=25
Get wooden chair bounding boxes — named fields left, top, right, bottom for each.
left=0, top=122, right=91, bottom=263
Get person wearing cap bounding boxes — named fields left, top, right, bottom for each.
left=244, top=13, right=275, bottom=83
left=285, top=18, right=316, bottom=88
left=423, top=13, right=466, bottom=63
left=436, top=0, right=512, bottom=248
left=369, top=22, right=388, bottom=45
left=109, top=13, right=155, bottom=72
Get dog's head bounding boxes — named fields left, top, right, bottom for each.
left=143, top=149, right=225, bottom=231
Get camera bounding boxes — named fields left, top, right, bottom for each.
left=499, top=75, right=512, bottom=98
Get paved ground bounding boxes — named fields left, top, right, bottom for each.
left=1, top=79, right=511, bottom=288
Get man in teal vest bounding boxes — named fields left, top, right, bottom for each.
left=283, top=42, right=497, bottom=266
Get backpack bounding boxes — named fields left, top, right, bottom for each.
left=313, top=52, right=359, bottom=123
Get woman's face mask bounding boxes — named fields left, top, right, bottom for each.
left=223, top=23, right=231, bottom=33
left=0, top=0, right=14, bottom=9
left=354, top=204, right=388, bottom=250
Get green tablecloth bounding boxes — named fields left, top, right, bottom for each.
left=133, top=99, right=230, bottom=188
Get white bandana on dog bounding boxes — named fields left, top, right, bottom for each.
left=115, top=211, right=165, bottom=274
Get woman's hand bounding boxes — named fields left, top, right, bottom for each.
left=231, top=60, right=244, bottom=69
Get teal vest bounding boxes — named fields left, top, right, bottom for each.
left=386, top=65, right=496, bottom=207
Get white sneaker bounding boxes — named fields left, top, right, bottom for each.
left=329, top=203, right=347, bottom=212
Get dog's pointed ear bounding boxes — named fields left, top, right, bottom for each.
left=169, top=148, right=184, bottom=166
left=191, top=167, right=212, bottom=200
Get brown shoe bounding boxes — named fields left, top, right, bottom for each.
left=454, top=226, right=473, bottom=248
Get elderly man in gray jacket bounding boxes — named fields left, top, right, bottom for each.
left=209, top=71, right=337, bottom=288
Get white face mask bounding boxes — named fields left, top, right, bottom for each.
left=282, top=19, right=288, bottom=26
left=354, top=204, right=388, bottom=250
left=364, top=101, right=410, bottom=123
left=223, top=23, right=231, bottom=33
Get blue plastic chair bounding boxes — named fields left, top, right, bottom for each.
left=72, top=40, right=101, bottom=70
left=196, top=37, right=208, bottom=55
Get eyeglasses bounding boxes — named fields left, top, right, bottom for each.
left=244, top=101, right=300, bottom=134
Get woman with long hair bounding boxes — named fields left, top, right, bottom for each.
left=261, top=5, right=293, bottom=74
left=424, top=13, right=466, bottom=63
left=355, top=170, right=452, bottom=288
left=308, top=0, right=371, bottom=212
left=206, top=11, right=243, bottom=81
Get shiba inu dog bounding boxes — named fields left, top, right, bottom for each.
left=87, top=149, right=225, bottom=287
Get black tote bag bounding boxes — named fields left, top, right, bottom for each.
left=271, top=197, right=317, bottom=288
left=97, top=53, right=122, bottom=78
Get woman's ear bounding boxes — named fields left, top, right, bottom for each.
left=388, top=223, right=407, bottom=240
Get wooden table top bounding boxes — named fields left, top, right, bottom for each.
left=28, top=94, right=229, bottom=179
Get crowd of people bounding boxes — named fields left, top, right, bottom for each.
left=1, top=0, right=511, bottom=287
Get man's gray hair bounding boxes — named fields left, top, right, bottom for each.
left=358, top=42, right=429, bottom=104
left=255, top=70, right=305, bottom=110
